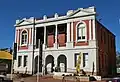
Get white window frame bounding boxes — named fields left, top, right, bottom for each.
left=76, top=21, right=87, bottom=42
left=20, top=29, right=28, bottom=46
left=83, top=53, right=88, bottom=67
left=23, top=55, right=28, bottom=67
left=18, top=56, right=22, bottom=67
left=75, top=52, right=88, bottom=68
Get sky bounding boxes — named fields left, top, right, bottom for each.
left=0, top=0, right=119, bottom=51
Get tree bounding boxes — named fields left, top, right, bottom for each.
left=0, top=48, right=8, bottom=51
left=116, top=51, right=120, bottom=68
left=116, top=51, right=120, bottom=56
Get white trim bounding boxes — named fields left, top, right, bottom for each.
left=75, top=21, right=87, bottom=42
left=15, top=29, right=17, bottom=43
left=54, top=24, right=58, bottom=49
left=16, top=16, right=95, bottom=30
left=67, top=22, right=70, bottom=42
left=29, top=28, right=31, bottom=45
left=20, top=29, right=29, bottom=46
left=17, top=55, right=23, bottom=67
left=17, top=30, right=20, bottom=44
left=92, top=18, right=96, bottom=40
left=35, top=16, right=94, bottom=27
left=32, top=28, right=34, bottom=45
left=23, top=55, right=28, bottom=67
left=34, top=28, right=37, bottom=46
left=44, top=26, right=46, bottom=45
left=83, top=53, right=89, bottom=68
left=71, top=22, right=74, bottom=42
left=15, top=12, right=96, bottom=27
left=89, top=19, right=91, bottom=40
left=55, top=24, right=58, bottom=44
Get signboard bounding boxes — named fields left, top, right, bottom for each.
left=76, top=52, right=82, bottom=73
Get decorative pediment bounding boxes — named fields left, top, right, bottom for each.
left=15, top=18, right=33, bottom=26
left=67, top=7, right=96, bottom=17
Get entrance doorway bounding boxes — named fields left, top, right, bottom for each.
left=57, top=55, right=67, bottom=72
left=45, top=55, right=54, bottom=74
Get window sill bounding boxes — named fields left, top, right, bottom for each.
left=83, top=66, right=88, bottom=69
left=76, top=39, right=87, bottom=42
left=18, top=66, right=22, bottom=68
left=20, top=44, right=28, bottom=46
left=23, top=66, right=27, bottom=68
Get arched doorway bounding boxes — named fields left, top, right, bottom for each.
left=45, top=55, right=54, bottom=74
left=57, top=55, right=67, bottom=72
left=34, top=56, right=42, bottom=74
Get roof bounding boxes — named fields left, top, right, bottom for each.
left=96, top=20, right=115, bottom=37
left=0, top=51, right=12, bottom=60
left=15, top=6, right=96, bottom=27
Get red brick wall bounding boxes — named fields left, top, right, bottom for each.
left=47, top=35, right=54, bottom=47
left=58, top=34, right=66, bottom=47
left=96, top=21, right=116, bottom=76
left=73, top=20, right=89, bottom=46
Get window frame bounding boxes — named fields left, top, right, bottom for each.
left=76, top=21, right=87, bottom=42
left=18, top=56, right=22, bottom=67
left=23, top=55, right=28, bottom=67
left=20, top=29, right=28, bottom=46
left=83, top=53, right=88, bottom=67
left=74, top=53, right=88, bottom=68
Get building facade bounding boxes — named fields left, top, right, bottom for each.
left=13, top=6, right=116, bottom=77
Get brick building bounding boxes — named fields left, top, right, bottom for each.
left=13, top=6, right=116, bottom=77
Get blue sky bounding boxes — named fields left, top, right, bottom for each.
left=0, top=0, right=119, bottom=51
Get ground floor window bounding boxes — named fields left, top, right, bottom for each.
left=83, top=53, right=88, bottom=67
left=24, top=55, right=28, bottom=67
left=74, top=53, right=88, bottom=67
left=18, top=56, right=22, bottom=67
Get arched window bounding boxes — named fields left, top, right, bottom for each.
left=21, top=30, right=28, bottom=45
left=77, top=23, right=86, bottom=41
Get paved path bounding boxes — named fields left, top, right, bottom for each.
left=13, top=75, right=74, bottom=82
left=13, top=75, right=107, bottom=82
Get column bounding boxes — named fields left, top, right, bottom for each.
left=71, top=22, right=74, bottom=42
left=92, top=18, right=96, bottom=40
left=54, top=24, right=58, bottom=48
left=34, top=28, right=36, bottom=47
left=17, top=29, right=20, bottom=45
left=55, top=24, right=58, bottom=44
left=43, top=26, right=46, bottom=49
left=29, top=28, right=31, bottom=45
left=15, top=29, right=17, bottom=43
left=44, top=26, right=46, bottom=44
left=16, top=29, right=19, bottom=50
left=32, top=28, right=34, bottom=45
left=67, top=22, right=70, bottom=42
left=54, top=59, right=57, bottom=71
left=22, top=55, right=24, bottom=67
left=89, top=19, right=92, bottom=40
left=42, top=51, right=45, bottom=75
left=66, top=22, right=73, bottom=48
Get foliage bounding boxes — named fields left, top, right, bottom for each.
left=116, top=51, right=120, bottom=56
left=116, top=51, right=120, bottom=67
left=0, top=47, right=13, bottom=54
left=0, top=48, right=9, bottom=51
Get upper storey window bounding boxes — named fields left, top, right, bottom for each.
left=21, top=30, right=28, bottom=45
left=77, top=22, right=86, bottom=41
